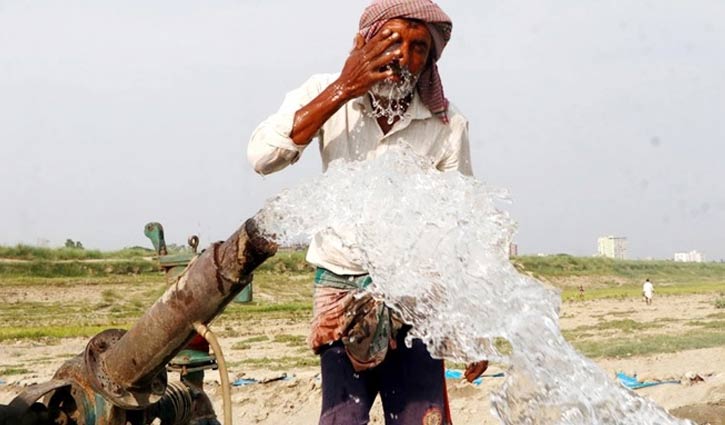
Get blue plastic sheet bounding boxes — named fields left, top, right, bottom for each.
left=616, top=372, right=680, bottom=390
left=232, top=374, right=292, bottom=387
left=232, top=378, right=258, bottom=387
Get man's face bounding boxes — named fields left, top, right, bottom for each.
left=379, top=18, right=432, bottom=81
left=369, top=18, right=432, bottom=100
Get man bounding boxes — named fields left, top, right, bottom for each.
left=643, top=278, right=654, bottom=305
left=248, top=1, right=487, bottom=423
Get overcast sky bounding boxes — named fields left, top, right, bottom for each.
left=1, top=0, right=723, bottom=260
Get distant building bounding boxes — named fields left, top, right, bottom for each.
left=674, top=250, right=704, bottom=263
left=597, top=236, right=628, bottom=259
left=508, top=243, right=518, bottom=258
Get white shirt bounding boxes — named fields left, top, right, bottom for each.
left=643, top=281, right=654, bottom=296
left=248, top=73, right=473, bottom=275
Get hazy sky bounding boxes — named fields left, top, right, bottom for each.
left=1, top=0, right=723, bottom=259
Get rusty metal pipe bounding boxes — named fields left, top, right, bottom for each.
left=84, top=217, right=277, bottom=409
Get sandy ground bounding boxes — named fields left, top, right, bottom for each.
left=1, top=294, right=724, bottom=424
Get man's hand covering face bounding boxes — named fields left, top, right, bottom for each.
left=358, top=0, right=453, bottom=122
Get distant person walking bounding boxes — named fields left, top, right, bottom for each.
left=642, top=278, right=654, bottom=305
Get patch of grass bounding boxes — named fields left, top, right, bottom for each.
left=572, top=331, right=725, bottom=358
left=516, top=255, right=725, bottom=281
left=0, top=297, right=153, bottom=330
left=494, top=337, right=512, bottom=355
left=0, top=367, right=31, bottom=376
left=2, top=302, right=99, bottom=324
left=224, top=301, right=312, bottom=316
left=562, top=330, right=595, bottom=340
left=0, top=274, right=166, bottom=288
left=570, top=319, right=663, bottom=335
left=706, top=312, right=725, bottom=320
left=142, top=284, right=168, bottom=297
left=129, top=297, right=147, bottom=310
left=0, top=244, right=154, bottom=261
left=241, top=335, right=269, bottom=344
left=273, top=334, right=306, bottom=347
left=232, top=343, right=252, bottom=350
left=249, top=270, right=314, bottom=303
left=715, top=298, right=725, bottom=309
left=0, top=260, right=158, bottom=278
left=0, top=325, right=130, bottom=342
left=564, top=319, right=664, bottom=341
left=0, top=245, right=103, bottom=261
left=106, top=247, right=156, bottom=259
left=595, top=319, right=663, bottom=332
left=686, top=320, right=725, bottom=330
left=101, top=289, right=121, bottom=303
left=256, top=250, right=313, bottom=274
left=230, top=355, right=319, bottom=371
left=561, top=282, right=725, bottom=301
left=232, top=335, right=270, bottom=350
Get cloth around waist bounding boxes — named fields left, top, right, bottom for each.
left=314, top=267, right=372, bottom=290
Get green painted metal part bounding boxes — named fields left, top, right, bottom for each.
left=235, top=282, right=253, bottom=303
left=167, top=349, right=218, bottom=376
left=159, top=253, right=196, bottom=268
left=169, top=349, right=216, bottom=367
left=143, top=221, right=196, bottom=282
left=144, top=222, right=167, bottom=256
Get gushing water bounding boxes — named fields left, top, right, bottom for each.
left=255, top=149, right=691, bottom=425
left=369, top=67, right=417, bottom=125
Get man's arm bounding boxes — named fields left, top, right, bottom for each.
left=248, top=30, right=402, bottom=175
left=247, top=75, right=328, bottom=175
left=289, top=29, right=402, bottom=145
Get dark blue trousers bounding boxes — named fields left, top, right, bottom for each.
left=318, top=332, right=450, bottom=425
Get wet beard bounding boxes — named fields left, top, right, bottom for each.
left=368, top=68, right=418, bottom=125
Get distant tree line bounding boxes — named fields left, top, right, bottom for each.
left=64, top=239, right=84, bottom=249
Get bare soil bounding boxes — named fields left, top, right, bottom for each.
left=1, top=291, right=723, bottom=424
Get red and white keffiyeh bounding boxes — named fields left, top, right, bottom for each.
left=359, top=0, right=453, bottom=122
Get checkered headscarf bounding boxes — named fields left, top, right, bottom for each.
left=359, top=0, right=452, bottom=123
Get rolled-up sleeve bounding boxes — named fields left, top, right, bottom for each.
left=247, top=74, right=329, bottom=175
left=437, top=113, right=474, bottom=177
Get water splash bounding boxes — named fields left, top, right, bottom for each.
left=368, top=66, right=417, bottom=125
left=255, top=149, right=691, bottom=425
